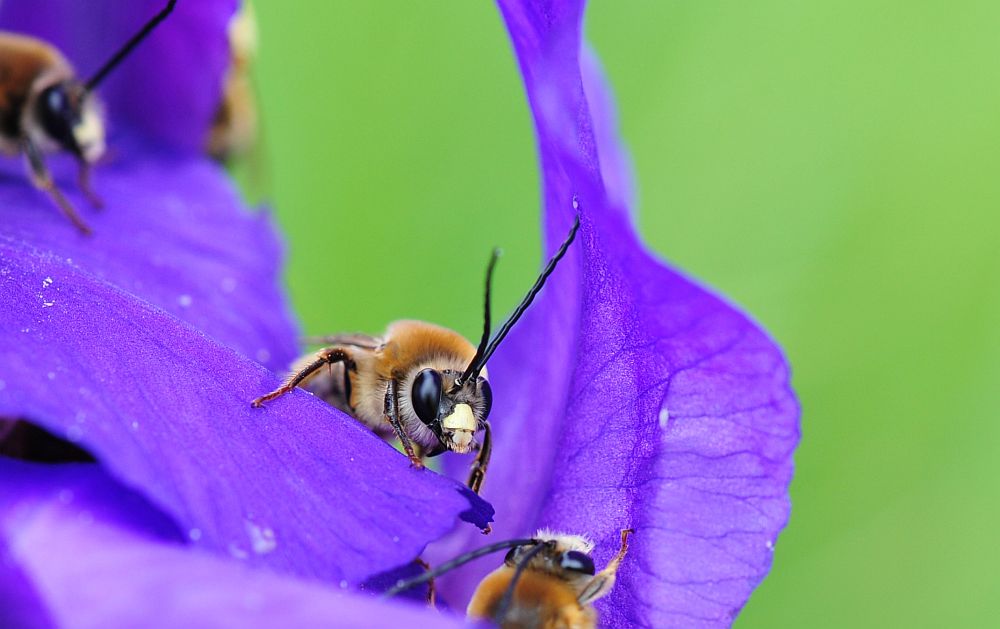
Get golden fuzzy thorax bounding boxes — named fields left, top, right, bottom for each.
left=468, top=567, right=597, bottom=629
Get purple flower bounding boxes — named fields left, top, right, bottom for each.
left=1, top=1, right=797, bottom=628
left=430, top=2, right=799, bottom=627
left=1, top=1, right=489, bottom=625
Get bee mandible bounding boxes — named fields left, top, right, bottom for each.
left=252, top=216, right=580, bottom=494
left=387, top=528, right=633, bottom=629
left=0, top=1, right=178, bottom=234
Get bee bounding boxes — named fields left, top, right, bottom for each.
left=252, top=216, right=580, bottom=494
left=386, top=528, right=633, bottom=629
left=206, top=1, right=258, bottom=162
left=0, top=1, right=178, bottom=234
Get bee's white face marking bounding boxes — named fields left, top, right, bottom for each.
left=442, top=403, right=476, bottom=453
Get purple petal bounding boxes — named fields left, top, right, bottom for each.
left=0, top=0, right=236, bottom=153
left=0, top=148, right=297, bottom=371
left=436, top=2, right=799, bottom=626
left=0, top=459, right=471, bottom=628
left=0, top=235, right=491, bottom=583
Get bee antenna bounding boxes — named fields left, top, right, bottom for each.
left=457, top=248, right=501, bottom=387
left=493, top=540, right=554, bottom=623
left=464, top=214, right=580, bottom=380
left=84, top=0, right=179, bottom=92
left=382, top=538, right=538, bottom=598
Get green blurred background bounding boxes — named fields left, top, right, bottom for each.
left=249, top=2, right=1000, bottom=626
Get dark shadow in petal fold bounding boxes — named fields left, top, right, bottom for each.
left=0, top=0, right=238, bottom=153
left=434, top=2, right=799, bottom=627
left=0, top=240, right=492, bottom=584
left=0, top=459, right=472, bottom=628
left=0, top=148, right=297, bottom=372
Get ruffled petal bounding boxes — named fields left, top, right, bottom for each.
left=0, top=0, right=236, bottom=153
left=0, top=234, right=491, bottom=584
left=0, top=148, right=297, bottom=371
left=0, top=459, right=472, bottom=629
left=436, top=2, right=798, bottom=626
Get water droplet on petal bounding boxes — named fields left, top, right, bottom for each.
left=244, top=520, right=277, bottom=555
left=658, top=407, right=670, bottom=429
left=188, top=528, right=203, bottom=541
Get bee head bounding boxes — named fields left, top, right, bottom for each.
left=34, top=80, right=105, bottom=163
left=504, top=531, right=597, bottom=579
left=410, top=368, right=491, bottom=454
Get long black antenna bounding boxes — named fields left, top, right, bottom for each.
left=85, top=0, right=179, bottom=91
left=383, top=538, right=537, bottom=598
left=457, top=248, right=501, bottom=387
left=493, top=541, right=553, bottom=623
left=464, top=214, right=580, bottom=380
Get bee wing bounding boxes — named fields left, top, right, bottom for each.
left=301, top=333, right=382, bottom=349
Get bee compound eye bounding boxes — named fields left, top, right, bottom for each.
left=37, top=84, right=78, bottom=150
left=504, top=547, right=519, bottom=565
left=560, top=550, right=595, bottom=575
left=411, top=369, right=443, bottom=425
left=478, top=378, right=493, bottom=419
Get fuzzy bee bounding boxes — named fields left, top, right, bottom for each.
left=387, top=528, right=633, bottom=629
left=0, top=1, right=177, bottom=234
left=252, top=216, right=580, bottom=493
left=206, top=1, right=258, bottom=162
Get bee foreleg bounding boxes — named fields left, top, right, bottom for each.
left=21, top=137, right=92, bottom=235
left=466, top=421, right=492, bottom=495
left=251, top=347, right=354, bottom=407
left=384, top=379, right=423, bottom=468
left=77, top=163, right=103, bottom=209
left=414, top=558, right=437, bottom=607
left=577, top=528, right=633, bottom=605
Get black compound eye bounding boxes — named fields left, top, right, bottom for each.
left=36, top=84, right=80, bottom=152
left=478, top=378, right=493, bottom=419
left=411, top=369, right=443, bottom=425
left=504, top=547, right=519, bottom=565
left=560, top=550, right=595, bottom=575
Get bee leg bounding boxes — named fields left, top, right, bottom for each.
left=384, top=379, right=424, bottom=468
left=21, top=137, right=92, bottom=235
left=577, top=528, right=634, bottom=605
left=77, top=163, right=104, bottom=209
left=251, top=347, right=354, bottom=407
left=466, top=421, right=492, bottom=495
left=414, top=558, right=437, bottom=607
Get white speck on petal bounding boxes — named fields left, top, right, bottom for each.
left=178, top=294, right=193, bottom=308
left=42, top=276, right=53, bottom=288
left=188, top=528, right=203, bottom=542
left=766, top=540, right=775, bottom=551
left=47, top=372, right=56, bottom=381
left=658, top=407, right=670, bottom=428
left=245, top=520, right=277, bottom=555
left=339, top=580, right=348, bottom=589
left=41, top=300, right=55, bottom=308
left=130, top=421, right=139, bottom=431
